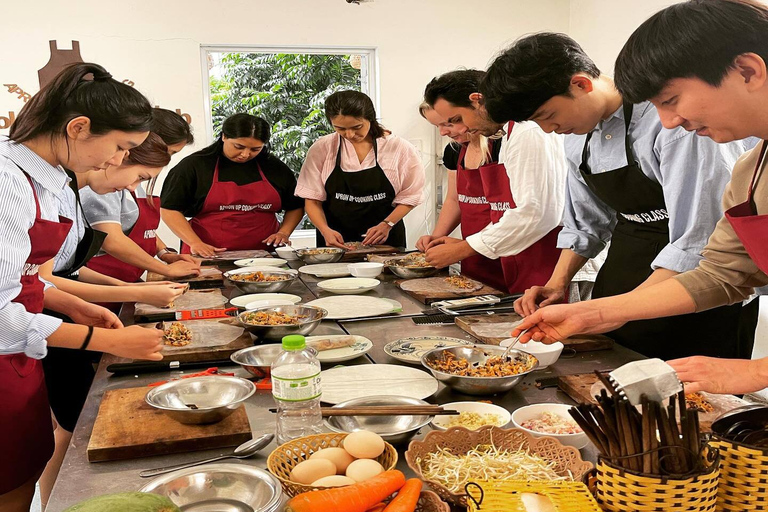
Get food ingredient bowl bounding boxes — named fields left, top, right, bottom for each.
left=385, top=261, right=440, bottom=279
left=421, top=345, right=538, bottom=396
left=139, top=462, right=282, bottom=512
left=275, top=245, right=299, bottom=261
left=430, top=401, right=511, bottom=431
left=237, top=305, right=327, bottom=341
left=224, top=268, right=298, bottom=293
left=347, top=262, right=384, bottom=277
left=503, top=338, right=564, bottom=369
left=145, top=376, right=255, bottom=425
left=295, top=247, right=345, bottom=264
left=230, top=344, right=285, bottom=379
left=511, top=403, right=589, bottom=449
left=323, top=395, right=434, bottom=445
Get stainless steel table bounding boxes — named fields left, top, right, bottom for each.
left=46, top=265, right=643, bottom=511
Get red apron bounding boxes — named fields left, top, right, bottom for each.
left=181, top=159, right=281, bottom=253
left=0, top=173, right=72, bottom=494
left=482, top=123, right=561, bottom=294
left=456, top=143, right=508, bottom=291
left=86, top=191, right=160, bottom=283
left=725, top=141, right=768, bottom=273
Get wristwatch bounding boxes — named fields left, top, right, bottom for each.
left=157, top=247, right=178, bottom=259
left=384, top=220, right=396, bottom=228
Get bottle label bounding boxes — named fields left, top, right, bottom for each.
left=272, top=372, right=322, bottom=402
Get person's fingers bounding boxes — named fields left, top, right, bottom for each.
left=426, top=239, right=446, bottom=250
left=513, top=297, right=525, bottom=316
left=681, top=381, right=704, bottom=394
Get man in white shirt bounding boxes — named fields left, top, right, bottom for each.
left=422, top=69, right=568, bottom=294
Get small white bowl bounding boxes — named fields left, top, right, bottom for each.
left=234, top=257, right=287, bottom=267
left=317, top=277, right=380, bottom=295
left=275, top=246, right=299, bottom=261
left=502, top=338, right=564, bottom=369
left=244, top=299, right=295, bottom=310
left=511, top=403, right=588, bottom=449
left=430, top=401, right=511, bottom=431
left=347, top=262, right=384, bottom=278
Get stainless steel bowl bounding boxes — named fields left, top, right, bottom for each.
left=324, top=395, right=434, bottom=445
left=385, top=263, right=440, bottom=279
left=224, top=269, right=298, bottom=294
left=230, top=344, right=319, bottom=378
left=145, top=376, right=255, bottom=425
left=139, top=462, right=282, bottom=512
left=421, top=345, right=539, bottom=396
left=237, top=305, right=327, bottom=341
left=295, top=247, right=345, bottom=264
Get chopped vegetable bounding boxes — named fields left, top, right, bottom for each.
left=429, top=351, right=533, bottom=377
left=286, top=470, right=406, bottom=512
left=230, top=271, right=290, bottom=282
left=444, top=411, right=505, bottom=430
left=520, top=412, right=583, bottom=435
left=383, top=478, right=422, bottom=512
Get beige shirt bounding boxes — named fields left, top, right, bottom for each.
left=676, top=141, right=768, bottom=311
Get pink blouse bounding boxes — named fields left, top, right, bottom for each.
left=295, top=133, right=425, bottom=206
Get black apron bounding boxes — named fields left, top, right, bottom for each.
left=316, top=137, right=406, bottom=248
left=53, top=170, right=106, bottom=279
left=580, top=102, right=757, bottom=360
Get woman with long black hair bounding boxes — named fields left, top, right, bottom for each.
left=160, top=113, right=304, bottom=257
left=297, top=91, right=425, bottom=248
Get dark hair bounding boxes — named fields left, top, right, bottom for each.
left=10, top=62, right=152, bottom=143
left=615, top=0, right=768, bottom=104
left=423, top=69, right=486, bottom=109
left=324, top=91, right=388, bottom=140
left=480, top=33, right=601, bottom=123
left=123, top=132, right=171, bottom=168
left=151, top=108, right=193, bottom=147
left=203, top=113, right=272, bottom=158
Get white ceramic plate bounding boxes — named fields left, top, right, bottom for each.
left=234, top=258, right=287, bottom=267
left=229, top=293, right=302, bottom=308
left=305, top=335, right=373, bottom=363
left=298, top=263, right=352, bottom=278
left=305, top=295, right=399, bottom=320
left=430, top=401, right=511, bottom=431
left=320, top=364, right=439, bottom=404
left=384, top=336, right=475, bottom=364
left=317, top=277, right=380, bottom=295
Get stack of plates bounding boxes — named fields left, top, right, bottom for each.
left=304, top=296, right=401, bottom=320
left=317, top=277, right=380, bottom=295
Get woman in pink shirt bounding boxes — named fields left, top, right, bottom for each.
left=296, top=91, right=424, bottom=248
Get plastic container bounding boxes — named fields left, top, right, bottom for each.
left=271, top=335, right=323, bottom=444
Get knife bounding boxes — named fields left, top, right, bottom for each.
left=106, top=358, right=236, bottom=375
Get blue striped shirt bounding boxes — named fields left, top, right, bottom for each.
left=0, top=136, right=67, bottom=358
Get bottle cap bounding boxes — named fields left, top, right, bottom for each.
left=282, top=335, right=306, bottom=350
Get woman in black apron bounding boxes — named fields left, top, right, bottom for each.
left=297, top=91, right=425, bottom=249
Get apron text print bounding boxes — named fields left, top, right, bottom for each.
left=334, top=192, right=387, bottom=203
left=621, top=209, right=669, bottom=223
left=219, top=204, right=273, bottom=212
left=490, top=202, right=512, bottom=211
left=458, top=194, right=488, bottom=204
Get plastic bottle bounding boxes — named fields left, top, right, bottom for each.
left=271, top=335, right=323, bottom=444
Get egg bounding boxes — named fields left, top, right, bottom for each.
left=290, top=459, right=336, bottom=485
left=345, top=458, right=384, bottom=482
left=310, top=447, right=356, bottom=474
left=343, top=431, right=385, bottom=459
left=311, top=475, right=357, bottom=488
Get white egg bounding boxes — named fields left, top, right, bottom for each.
left=345, top=458, right=384, bottom=482
left=343, top=430, right=385, bottom=459
left=310, top=447, right=356, bottom=474
left=290, top=459, right=336, bottom=485
left=311, top=475, right=357, bottom=488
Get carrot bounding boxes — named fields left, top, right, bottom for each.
left=286, top=470, right=406, bottom=512
left=382, top=478, right=422, bottom=512
left=366, top=504, right=387, bottom=512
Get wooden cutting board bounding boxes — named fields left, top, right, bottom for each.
left=146, top=266, right=223, bottom=289
left=140, top=318, right=252, bottom=362
left=396, top=277, right=504, bottom=304
left=134, top=289, right=229, bottom=322
left=87, top=386, right=251, bottom=462
left=341, top=245, right=398, bottom=262
left=556, top=373, right=749, bottom=432
left=199, top=250, right=270, bottom=265
left=455, top=313, right=614, bottom=352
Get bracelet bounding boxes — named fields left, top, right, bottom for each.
left=80, top=325, right=95, bottom=350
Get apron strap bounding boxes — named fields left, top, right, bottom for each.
left=580, top=131, right=596, bottom=175
left=622, top=101, right=638, bottom=168
left=457, top=142, right=469, bottom=170
left=20, top=169, right=42, bottom=219
left=747, top=140, right=768, bottom=210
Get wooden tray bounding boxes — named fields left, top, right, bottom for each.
left=134, top=289, right=229, bottom=322
left=146, top=266, right=223, bottom=289
left=396, top=278, right=504, bottom=304
left=140, top=318, right=252, bottom=362
left=87, top=386, right=251, bottom=462
left=455, top=313, right=614, bottom=352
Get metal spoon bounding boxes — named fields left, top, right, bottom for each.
left=501, top=328, right=529, bottom=359
left=139, top=433, right=274, bottom=477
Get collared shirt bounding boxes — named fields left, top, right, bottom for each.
left=465, top=121, right=567, bottom=258
left=0, top=136, right=67, bottom=359
left=558, top=102, right=758, bottom=273
left=53, top=175, right=86, bottom=274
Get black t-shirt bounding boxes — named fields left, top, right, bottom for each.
left=441, top=139, right=503, bottom=172
left=160, top=146, right=304, bottom=217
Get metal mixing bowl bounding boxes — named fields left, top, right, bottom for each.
left=295, top=247, right=345, bottom=264
left=385, top=262, right=440, bottom=279
left=139, top=462, right=282, bottom=512
left=145, top=376, right=256, bottom=425
left=237, top=305, right=327, bottom=341
left=324, top=395, right=434, bottom=445
left=224, top=269, right=298, bottom=294
left=421, top=345, right=539, bottom=396
left=229, top=343, right=317, bottom=378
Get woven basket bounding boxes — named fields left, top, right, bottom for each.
left=413, top=490, right=451, bottom=512
left=595, top=455, right=720, bottom=512
left=405, top=426, right=593, bottom=506
left=266, top=432, right=398, bottom=497
left=465, top=480, right=601, bottom=512
left=711, top=435, right=768, bottom=511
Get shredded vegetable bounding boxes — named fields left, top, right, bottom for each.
left=241, top=311, right=305, bottom=326
left=520, top=412, right=583, bottom=435
left=445, top=276, right=476, bottom=289
left=443, top=412, right=505, bottom=430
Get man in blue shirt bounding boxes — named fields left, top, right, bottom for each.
left=480, top=32, right=758, bottom=360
